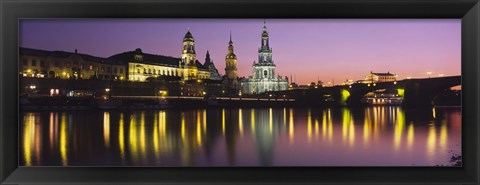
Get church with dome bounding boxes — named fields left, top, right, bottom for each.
left=240, top=21, right=288, bottom=95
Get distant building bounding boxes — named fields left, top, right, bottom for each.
left=364, top=71, right=397, bottom=83
left=19, top=48, right=125, bottom=80
left=241, top=21, right=288, bottom=94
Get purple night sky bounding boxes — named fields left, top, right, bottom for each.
left=20, top=19, right=461, bottom=85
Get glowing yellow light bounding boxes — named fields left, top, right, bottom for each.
left=322, top=111, right=327, bottom=139
left=397, top=88, right=405, bottom=97
left=203, top=110, right=207, bottom=135
left=426, top=122, right=437, bottom=161
left=342, top=108, right=350, bottom=143
left=393, top=108, right=405, bottom=152
left=269, top=108, right=273, bottom=135
left=181, top=112, right=186, bottom=142
left=222, top=109, right=226, bottom=135
left=327, top=109, right=333, bottom=142
left=307, top=109, right=312, bottom=142
left=251, top=109, right=256, bottom=134
left=23, top=113, right=35, bottom=166
left=289, top=108, right=294, bottom=144
left=60, top=113, right=68, bottom=166
left=103, top=112, right=110, bottom=148
left=239, top=109, right=244, bottom=136
left=196, top=116, right=202, bottom=146
left=139, top=112, right=146, bottom=158
left=340, top=89, right=350, bottom=106
left=439, top=121, right=448, bottom=151
left=129, top=114, right=138, bottom=163
left=406, top=123, right=414, bottom=151
left=118, top=113, right=125, bottom=160
left=363, top=109, right=371, bottom=146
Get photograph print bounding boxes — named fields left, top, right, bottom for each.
left=19, top=19, right=461, bottom=167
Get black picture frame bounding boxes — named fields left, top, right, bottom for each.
left=1, top=0, right=479, bottom=184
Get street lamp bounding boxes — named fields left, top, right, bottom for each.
left=427, top=71, right=432, bottom=78
left=105, top=88, right=110, bottom=92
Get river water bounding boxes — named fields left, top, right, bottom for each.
left=19, top=106, right=461, bottom=166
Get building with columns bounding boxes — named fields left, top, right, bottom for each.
left=240, top=21, right=288, bottom=94
left=363, top=71, right=397, bottom=83
left=109, top=30, right=220, bottom=82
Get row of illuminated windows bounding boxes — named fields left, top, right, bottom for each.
left=137, top=68, right=178, bottom=76
left=21, top=57, right=124, bottom=74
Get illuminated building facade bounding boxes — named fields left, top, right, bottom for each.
left=241, top=22, right=288, bottom=94
left=364, top=71, right=397, bottom=83
left=19, top=48, right=125, bottom=80
left=223, top=32, right=240, bottom=94
left=110, top=30, right=219, bottom=82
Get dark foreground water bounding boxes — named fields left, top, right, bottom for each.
left=20, top=106, right=461, bottom=166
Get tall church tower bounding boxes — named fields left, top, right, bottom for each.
left=181, top=29, right=198, bottom=80
left=258, top=20, right=273, bottom=65
left=225, top=32, right=238, bottom=85
left=240, top=20, right=288, bottom=94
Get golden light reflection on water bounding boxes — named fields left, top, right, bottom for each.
left=393, top=108, right=405, bottom=151
left=181, top=112, right=186, bottom=142
left=118, top=113, right=125, bottom=161
left=426, top=122, right=437, bottom=162
left=269, top=108, right=273, bottom=135
left=140, top=112, right=147, bottom=159
left=20, top=107, right=461, bottom=166
left=49, top=113, right=55, bottom=152
left=439, top=120, right=448, bottom=152
left=203, top=110, right=207, bottom=135
left=363, top=109, right=372, bottom=147
left=129, top=114, right=138, bottom=163
left=289, top=108, right=294, bottom=144
left=60, top=113, right=68, bottom=166
left=307, top=109, right=312, bottom=142
left=407, top=122, right=414, bottom=151
left=341, top=108, right=355, bottom=146
left=153, top=112, right=160, bottom=160
left=103, top=112, right=110, bottom=148
left=222, top=109, right=226, bottom=135
left=23, top=113, right=35, bottom=166
left=239, top=109, right=244, bottom=137
left=196, top=112, right=203, bottom=146
left=251, top=109, right=256, bottom=135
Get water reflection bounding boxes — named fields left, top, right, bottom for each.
left=20, top=106, right=461, bottom=166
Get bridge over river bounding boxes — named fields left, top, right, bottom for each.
left=271, top=75, right=461, bottom=107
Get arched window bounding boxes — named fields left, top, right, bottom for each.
left=264, top=70, right=268, bottom=78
